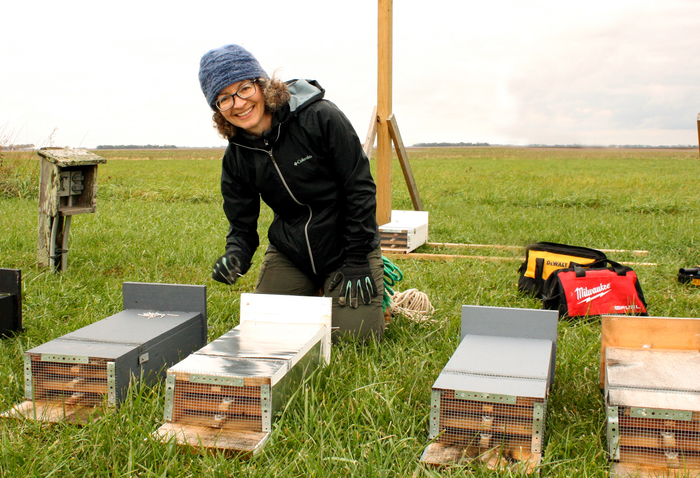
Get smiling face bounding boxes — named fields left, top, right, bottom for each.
left=217, top=79, right=272, bottom=137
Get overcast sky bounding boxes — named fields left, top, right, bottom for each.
left=2, top=0, right=699, bottom=149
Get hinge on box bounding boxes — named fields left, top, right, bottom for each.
left=454, top=390, right=517, bottom=405
left=107, top=362, right=116, bottom=406
left=429, top=389, right=441, bottom=439
left=261, top=384, right=271, bottom=431
left=164, top=374, right=176, bottom=421
left=630, top=407, right=691, bottom=421
left=189, top=374, right=244, bottom=387
left=40, top=354, right=89, bottom=364
left=532, top=402, right=545, bottom=454
left=24, top=354, right=32, bottom=400
left=607, top=406, right=620, bottom=461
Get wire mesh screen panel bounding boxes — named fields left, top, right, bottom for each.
left=28, top=354, right=111, bottom=407
left=166, top=374, right=267, bottom=432
left=612, top=406, right=700, bottom=469
left=437, top=390, right=545, bottom=452
left=421, top=307, right=557, bottom=473
left=156, top=315, right=330, bottom=456
left=430, top=389, right=545, bottom=466
left=606, top=347, right=700, bottom=477
left=6, top=353, right=116, bottom=423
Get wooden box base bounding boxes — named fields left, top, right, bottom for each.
left=1, top=400, right=106, bottom=424
left=155, top=422, right=269, bottom=457
left=421, top=442, right=540, bottom=474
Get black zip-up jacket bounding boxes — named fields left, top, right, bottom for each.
left=220, top=79, right=380, bottom=278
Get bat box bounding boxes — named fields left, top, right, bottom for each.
left=2, top=282, right=207, bottom=424
left=155, top=293, right=331, bottom=457
left=379, top=210, right=429, bottom=253
left=421, top=305, right=558, bottom=473
left=601, top=315, right=700, bottom=478
left=0, top=268, right=22, bottom=336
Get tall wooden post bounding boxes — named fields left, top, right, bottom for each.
left=697, top=113, right=700, bottom=159
left=376, top=0, right=393, bottom=226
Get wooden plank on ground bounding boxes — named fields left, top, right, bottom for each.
left=425, top=242, right=649, bottom=256
left=420, top=442, right=539, bottom=474
left=155, top=422, right=269, bottom=457
left=0, top=400, right=106, bottom=424
left=385, top=253, right=519, bottom=262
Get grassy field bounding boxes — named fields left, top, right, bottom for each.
left=1, top=146, right=700, bottom=476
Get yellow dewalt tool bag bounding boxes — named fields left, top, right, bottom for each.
left=518, top=242, right=607, bottom=298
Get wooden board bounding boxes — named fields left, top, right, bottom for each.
left=440, top=415, right=534, bottom=437
left=601, top=316, right=700, bottom=388
left=1, top=400, right=106, bottom=424
left=441, top=398, right=535, bottom=420
left=420, top=441, right=540, bottom=474
left=612, top=462, right=700, bottom=478
left=617, top=447, right=700, bottom=473
left=155, top=422, right=269, bottom=457
left=619, top=428, right=700, bottom=453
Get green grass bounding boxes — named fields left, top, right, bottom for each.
left=1, top=146, right=700, bottom=476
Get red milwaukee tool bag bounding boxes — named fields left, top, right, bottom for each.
left=542, top=259, right=648, bottom=319
left=518, top=242, right=607, bottom=298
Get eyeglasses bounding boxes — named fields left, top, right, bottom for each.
left=215, top=79, right=258, bottom=112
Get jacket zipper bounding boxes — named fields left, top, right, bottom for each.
left=234, top=134, right=318, bottom=275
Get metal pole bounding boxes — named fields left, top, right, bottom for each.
left=376, top=0, right=393, bottom=226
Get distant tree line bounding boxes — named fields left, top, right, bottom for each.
left=411, top=142, right=490, bottom=147
left=527, top=144, right=698, bottom=149
left=2, top=144, right=35, bottom=151
left=96, top=144, right=178, bottom=150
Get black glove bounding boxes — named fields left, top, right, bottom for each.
left=212, top=252, right=242, bottom=285
left=329, top=257, right=378, bottom=308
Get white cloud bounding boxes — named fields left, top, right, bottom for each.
left=1, top=0, right=698, bottom=148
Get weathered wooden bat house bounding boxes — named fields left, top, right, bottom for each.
left=421, top=305, right=558, bottom=473
left=155, top=293, right=331, bottom=457
left=2, top=282, right=207, bottom=423
left=37, top=147, right=107, bottom=271
left=602, top=315, right=700, bottom=478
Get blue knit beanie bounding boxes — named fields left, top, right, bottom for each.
left=198, top=44, right=269, bottom=110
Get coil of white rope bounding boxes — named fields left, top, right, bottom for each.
left=389, top=288, right=435, bottom=323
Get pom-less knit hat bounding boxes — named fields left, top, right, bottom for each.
left=198, top=44, right=269, bottom=110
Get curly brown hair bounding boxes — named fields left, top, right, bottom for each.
left=211, top=77, right=291, bottom=140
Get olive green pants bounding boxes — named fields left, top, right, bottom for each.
left=254, top=246, right=385, bottom=341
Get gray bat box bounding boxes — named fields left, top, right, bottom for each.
left=156, top=293, right=331, bottom=457
left=421, top=305, right=558, bottom=473
left=2, top=282, right=206, bottom=423
left=0, top=269, right=22, bottom=336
